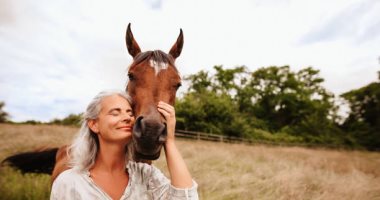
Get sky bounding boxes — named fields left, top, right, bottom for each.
left=0, top=0, right=379, bottom=122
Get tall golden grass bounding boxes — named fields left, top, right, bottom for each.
left=0, top=124, right=379, bottom=200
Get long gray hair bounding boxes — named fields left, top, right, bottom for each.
left=68, top=90, right=133, bottom=171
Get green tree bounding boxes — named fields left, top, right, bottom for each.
left=341, top=72, right=380, bottom=150
left=185, top=70, right=212, bottom=93
left=242, top=66, right=337, bottom=131
left=212, top=65, right=248, bottom=95
left=177, top=66, right=256, bottom=137
left=49, top=113, right=82, bottom=126
left=61, top=113, right=82, bottom=126
left=176, top=90, right=248, bottom=137
left=177, top=65, right=347, bottom=146
left=23, top=120, right=42, bottom=125
left=233, top=66, right=345, bottom=145
left=0, top=101, right=10, bottom=123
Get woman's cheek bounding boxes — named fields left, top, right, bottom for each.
left=104, top=116, right=119, bottom=128
left=111, top=116, right=122, bottom=125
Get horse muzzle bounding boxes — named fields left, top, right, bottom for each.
left=132, top=116, right=167, bottom=160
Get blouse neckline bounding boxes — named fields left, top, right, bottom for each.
left=82, top=161, right=134, bottom=200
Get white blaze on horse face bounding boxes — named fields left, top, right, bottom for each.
left=149, top=59, right=168, bottom=75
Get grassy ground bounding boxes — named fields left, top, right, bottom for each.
left=1, top=124, right=380, bottom=200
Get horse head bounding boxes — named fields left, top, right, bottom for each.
left=125, top=23, right=183, bottom=160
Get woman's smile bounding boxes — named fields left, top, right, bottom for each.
left=117, top=126, right=132, bottom=132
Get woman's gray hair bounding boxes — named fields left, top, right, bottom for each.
left=68, top=90, right=133, bottom=171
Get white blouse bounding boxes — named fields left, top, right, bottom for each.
left=50, top=161, right=198, bottom=200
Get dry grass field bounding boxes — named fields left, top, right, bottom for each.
left=1, top=124, right=380, bottom=200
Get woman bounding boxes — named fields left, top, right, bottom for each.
left=50, top=90, right=198, bottom=200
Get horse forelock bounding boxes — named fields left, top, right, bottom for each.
left=129, top=50, right=178, bottom=75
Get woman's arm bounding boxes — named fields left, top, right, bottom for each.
left=157, top=101, right=193, bottom=188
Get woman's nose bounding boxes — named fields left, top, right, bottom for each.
left=122, top=113, right=132, bottom=122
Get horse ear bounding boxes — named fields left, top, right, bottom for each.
left=126, top=23, right=141, bottom=58
left=169, top=29, right=184, bottom=59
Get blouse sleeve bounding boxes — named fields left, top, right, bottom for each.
left=147, top=165, right=199, bottom=200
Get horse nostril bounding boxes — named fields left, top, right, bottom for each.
left=133, top=116, right=144, bottom=138
left=134, top=116, right=167, bottom=143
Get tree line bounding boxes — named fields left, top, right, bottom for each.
left=1, top=66, right=379, bottom=150
left=0, top=108, right=82, bottom=127
left=175, top=66, right=379, bottom=151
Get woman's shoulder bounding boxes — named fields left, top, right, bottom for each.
left=53, top=168, right=85, bottom=186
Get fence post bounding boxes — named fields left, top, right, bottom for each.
left=220, top=135, right=223, bottom=143
left=197, top=132, right=200, bottom=141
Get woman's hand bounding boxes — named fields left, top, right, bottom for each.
left=157, top=101, right=193, bottom=188
left=157, top=101, right=176, bottom=142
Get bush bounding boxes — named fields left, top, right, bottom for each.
left=49, top=113, right=82, bottom=126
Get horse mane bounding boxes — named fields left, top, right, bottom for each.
left=130, top=50, right=179, bottom=74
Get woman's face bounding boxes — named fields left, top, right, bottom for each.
left=89, top=94, right=135, bottom=145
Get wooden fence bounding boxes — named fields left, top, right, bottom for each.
left=175, top=129, right=346, bottom=149
left=175, top=130, right=250, bottom=143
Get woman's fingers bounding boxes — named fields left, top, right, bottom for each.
left=157, top=102, right=175, bottom=116
left=158, top=101, right=174, bottom=110
left=157, top=107, right=170, bottom=118
left=157, top=102, right=176, bottom=128
left=157, top=102, right=176, bottom=141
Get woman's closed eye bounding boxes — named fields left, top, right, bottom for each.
left=109, top=109, right=121, bottom=116
left=127, top=112, right=134, bottom=117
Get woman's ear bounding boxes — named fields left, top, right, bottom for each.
left=88, top=119, right=99, bottom=134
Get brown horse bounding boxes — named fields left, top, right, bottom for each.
left=126, top=24, right=183, bottom=160
left=2, top=23, right=184, bottom=182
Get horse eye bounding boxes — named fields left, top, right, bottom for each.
left=128, top=73, right=134, bottom=81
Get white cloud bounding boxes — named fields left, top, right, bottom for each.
left=0, top=0, right=379, bottom=121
